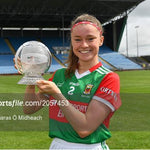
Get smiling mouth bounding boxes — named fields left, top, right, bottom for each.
left=79, top=50, right=91, bottom=54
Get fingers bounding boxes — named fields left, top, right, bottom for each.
left=17, top=57, right=21, bottom=66
left=36, top=80, right=44, bottom=88
left=13, top=58, right=17, bottom=69
left=13, top=57, right=23, bottom=74
left=36, top=80, right=60, bottom=95
left=13, top=57, right=15, bottom=64
left=36, top=80, right=45, bottom=84
left=36, top=80, right=47, bottom=90
left=36, top=80, right=50, bottom=85
left=36, top=80, right=50, bottom=93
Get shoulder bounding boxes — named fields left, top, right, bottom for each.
left=95, top=65, right=120, bottom=83
left=93, top=71, right=121, bottom=111
left=99, top=71, right=120, bottom=93
left=95, top=65, right=112, bottom=75
left=103, top=72, right=120, bottom=82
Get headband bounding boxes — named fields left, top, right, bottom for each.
left=71, top=21, right=102, bottom=35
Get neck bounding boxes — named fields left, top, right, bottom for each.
left=78, top=59, right=99, bottom=74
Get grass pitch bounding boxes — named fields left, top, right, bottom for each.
left=0, top=70, right=150, bottom=149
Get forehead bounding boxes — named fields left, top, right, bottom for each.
left=71, top=24, right=99, bottom=36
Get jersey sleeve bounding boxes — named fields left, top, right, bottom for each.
left=93, top=72, right=121, bottom=112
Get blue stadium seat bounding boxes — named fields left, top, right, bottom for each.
left=41, top=38, right=61, bottom=52
left=0, top=55, right=18, bottom=74
left=55, top=53, right=68, bottom=64
left=0, top=37, right=143, bottom=74
left=0, top=66, right=18, bottom=74
left=0, top=54, right=64, bottom=74
left=0, top=38, right=12, bottom=54
left=47, top=57, right=64, bottom=72
left=98, top=58, right=114, bottom=70
left=0, top=55, right=14, bottom=66
left=8, top=37, right=36, bottom=51
left=99, top=45, right=142, bottom=70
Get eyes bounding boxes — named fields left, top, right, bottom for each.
left=74, top=37, right=96, bottom=42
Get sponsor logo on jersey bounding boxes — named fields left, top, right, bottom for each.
left=49, top=99, right=88, bottom=123
left=83, top=84, right=93, bottom=95
left=100, top=87, right=117, bottom=101
left=69, top=82, right=80, bottom=86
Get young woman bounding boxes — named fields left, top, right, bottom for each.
left=23, top=14, right=121, bottom=150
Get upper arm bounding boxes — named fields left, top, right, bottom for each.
left=84, top=99, right=111, bottom=136
left=82, top=72, right=121, bottom=136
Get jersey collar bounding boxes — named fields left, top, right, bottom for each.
left=75, top=62, right=102, bottom=79
left=89, top=62, right=102, bottom=72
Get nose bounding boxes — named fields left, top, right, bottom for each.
left=81, top=40, right=88, bottom=48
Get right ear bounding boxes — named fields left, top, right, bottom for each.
left=99, top=36, right=104, bottom=46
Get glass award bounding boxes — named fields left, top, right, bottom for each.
left=15, top=41, right=52, bottom=85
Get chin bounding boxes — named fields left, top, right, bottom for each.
left=80, top=58, right=93, bottom=62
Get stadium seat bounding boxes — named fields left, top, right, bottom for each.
left=8, top=37, right=36, bottom=51
left=0, top=37, right=143, bottom=74
left=99, top=45, right=142, bottom=70
left=0, top=38, right=12, bottom=54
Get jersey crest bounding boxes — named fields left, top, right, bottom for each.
left=83, top=84, right=94, bottom=95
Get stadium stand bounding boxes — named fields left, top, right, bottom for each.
left=0, top=55, right=17, bottom=74
left=99, top=45, right=143, bottom=70
left=129, top=57, right=148, bottom=66
left=141, top=56, right=150, bottom=63
left=52, top=46, right=69, bottom=65
left=0, top=53, right=63, bottom=74
left=41, top=38, right=69, bottom=53
left=136, top=56, right=150, bottom=69
left=0, top=38, right=12, bottom=54
left=0, top=55, right=14, bottom=66
left=40, top=37, right=60, bottom=53
left=0, top=38, right=66, bottom=74
left=8, top=37, right=37, bottom=51
left=54, top=53, right=68, bottom=65
left=0, top=66, right=18, bottom=74
left=0, top=36, right=144, bottom=74
left=0, top=0, right=145, bottom=74
left=99, top=58, right=115, bottom=70
left=48, top=57, right=64, bottom=73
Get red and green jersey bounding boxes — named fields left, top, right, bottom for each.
left=49, top=62, right=121, bottom=144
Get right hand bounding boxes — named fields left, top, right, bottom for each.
left=36, top=80, right=61, bottom=96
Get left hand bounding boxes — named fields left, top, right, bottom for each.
left=36, top=80, right=61, bottom=95
left=13, top=57, right=23, bottom=74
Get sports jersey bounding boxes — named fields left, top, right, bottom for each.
left=48, top=62, right=121, bottom=144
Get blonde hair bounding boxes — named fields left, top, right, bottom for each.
left=65, top=14, right=103, bottom=78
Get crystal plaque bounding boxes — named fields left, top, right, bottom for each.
left=15, top=41, right=52, bottom=85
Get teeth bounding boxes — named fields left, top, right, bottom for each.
left=80, top=50, right=89, bottom=54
